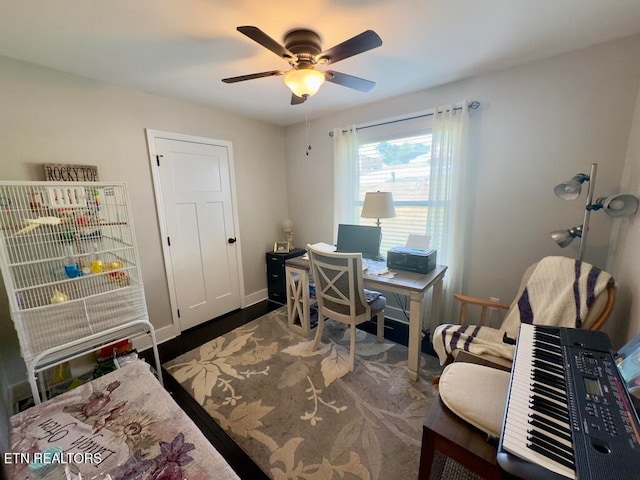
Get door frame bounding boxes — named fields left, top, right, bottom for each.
left=145, top=129, right=246, bottom=334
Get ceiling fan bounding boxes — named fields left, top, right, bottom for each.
left=222, top=26, right=383, bottom=105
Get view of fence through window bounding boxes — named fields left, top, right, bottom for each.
left=357, top=132, right=435, bottom=255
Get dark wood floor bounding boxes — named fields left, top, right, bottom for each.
left=143, top=300, right=437, bottom=480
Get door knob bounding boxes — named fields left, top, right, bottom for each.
left=228, top=237, right=237, bottom=244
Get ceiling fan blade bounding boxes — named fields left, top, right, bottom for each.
left=237, top=26, right=293, bottom=60
left=222, top=70, right=284, bottom=83
left=291, top=93, right=307, bottom=105
left=317, top=30, right=382, bottom=65
left=324, top=70, right=375, bottom=92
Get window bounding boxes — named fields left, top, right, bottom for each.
left=335, top=105, right=471, bottom=323
left=355, top=120, right=441, bottom=255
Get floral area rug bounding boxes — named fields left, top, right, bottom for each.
left=164, top=307, right=444, bottom=480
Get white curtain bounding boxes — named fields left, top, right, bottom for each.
left=332, top=125, right=359, bottom=240
left=427, top=102, right=470, bottom=323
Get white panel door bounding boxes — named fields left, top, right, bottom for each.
left=153, top=136, right=241, bottom=331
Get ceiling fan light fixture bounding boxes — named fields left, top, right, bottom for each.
left=284, top=68, right=325, bottom=98
left=223, top=27, right=382, bottom=103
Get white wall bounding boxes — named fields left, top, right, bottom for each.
left=608, top=82, right=640, bottom=348
left=0, top=56, right=288, bottom=388
left=285, top=35, right=640, bottom=337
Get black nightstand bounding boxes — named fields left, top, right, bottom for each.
left=266, top=248, right=305, bottom=304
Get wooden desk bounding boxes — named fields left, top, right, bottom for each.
left=284, top=256, right=447, bottom=381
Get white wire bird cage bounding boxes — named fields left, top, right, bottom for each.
left=0, top=181, right=161, bottom=403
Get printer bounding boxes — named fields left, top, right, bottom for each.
left=387, top=247, right=437, bottom=274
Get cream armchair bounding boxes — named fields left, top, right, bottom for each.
left=432, top=256, right=616, bottom=370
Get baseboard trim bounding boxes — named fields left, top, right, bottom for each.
left=9, top=380, right=31, bottom=413
left=132, top=323, right=179, bottom=352
left=244, top=289, right=268, bottom=308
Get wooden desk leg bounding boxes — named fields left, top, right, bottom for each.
left=418, top=425, right=436, bottom=480
left=408, top=275, right=445, bottom=382
left=429, top=277, right=444, bottom=336
left=407, top=290, right=425, bottom=382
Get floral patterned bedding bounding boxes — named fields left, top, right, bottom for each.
left=9, top=361, right=239, bottom=480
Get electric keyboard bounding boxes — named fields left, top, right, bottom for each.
left=497, top=324, right=640, bottom=480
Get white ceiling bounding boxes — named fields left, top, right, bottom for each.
left=2, top=1, right=640, bottom=127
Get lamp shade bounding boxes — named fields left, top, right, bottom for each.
left=284, top=68, right=325, bottom=98
left=601, top=194, right=639, bottom=217
left=553, top=174, right=590, bottom=200
left=361, top=192, right=396, bottom=220
left=281, top=219, right=293, bottom=233
left=551, top=225, right=583, bottom=248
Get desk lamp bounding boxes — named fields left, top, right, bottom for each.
left=282, top=219, right=294, bottom=250
left=551, top=163, right=639, bottom=260
left=361, top=191, right=396, bottom=227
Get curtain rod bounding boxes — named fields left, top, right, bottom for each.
left=328, top=100, right=480, bottom=137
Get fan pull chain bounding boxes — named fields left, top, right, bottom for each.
left=305, top=104, right=312, bottom=156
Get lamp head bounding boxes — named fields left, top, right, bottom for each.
left=551, top=225, right=583, bottom=248
left=553, top=173, right=590, bottom=200
left=599, top=194, right=639, bottom=217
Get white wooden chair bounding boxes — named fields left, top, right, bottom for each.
left=306, top=244, right=386, bottom=371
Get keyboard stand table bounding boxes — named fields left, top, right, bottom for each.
left=419, top=352, right=508, bottom=479
left=285, top=256, right=447, bottom=382
left=418, top=395, right=502, bottom=480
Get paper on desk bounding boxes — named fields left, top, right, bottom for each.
left=303, top=241, right=337, bottom=259
left=369, top=268, right=396, bottom=278
left=377, top=272, right=396, bottom=278
left=310, top=242, right=337, bottom=252
left=406, top=234, right=430, bottom=250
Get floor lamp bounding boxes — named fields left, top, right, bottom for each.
left=551, top=163, right=639, bottom=261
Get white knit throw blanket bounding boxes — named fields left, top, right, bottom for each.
left=433, top=257, right=613, bottom=365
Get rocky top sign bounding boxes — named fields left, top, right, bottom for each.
left=44, top=164, right=99, bottom=182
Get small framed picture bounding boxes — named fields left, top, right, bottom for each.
left=273, top=241, right=290, bottom=253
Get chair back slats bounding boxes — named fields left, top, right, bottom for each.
left=315, top=258, right=350, bottom=302
left=307, top=247, right=368, bottom=320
